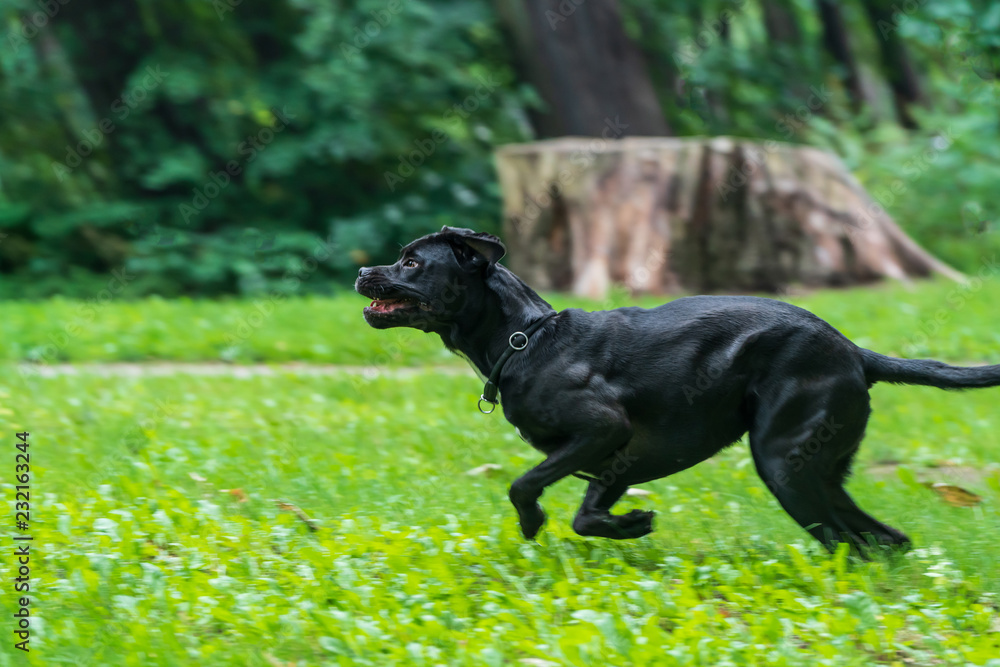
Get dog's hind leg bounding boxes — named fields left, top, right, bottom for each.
left=572, top=478, right=654, bottom=539
left=821, top=453, right=910, bottom=550
left=749, top=380, right=909, bottom=550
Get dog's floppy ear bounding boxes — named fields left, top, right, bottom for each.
left=439, top=226, right=506, bottom=268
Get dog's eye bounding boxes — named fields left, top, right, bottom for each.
left=402, top=259, right=419, bottom=269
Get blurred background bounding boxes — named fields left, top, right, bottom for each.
left=4, top=5, right=1000, bottom=663
left=0, top=0, right=997, bottom=299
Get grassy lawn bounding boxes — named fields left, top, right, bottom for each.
left=1, top=279, right=999, bottom=665
left=3, top=278, right=1000, bottom=365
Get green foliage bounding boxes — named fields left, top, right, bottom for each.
left=1, top=0, right=998, bottom=295
left=624, top=0, right=1000, bottom=274
left=0, top=1, right=530, bottom=296
left=829, top=14, right=1000, bottom=273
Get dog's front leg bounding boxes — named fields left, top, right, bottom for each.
left=509, top=421, right=630, bottom=540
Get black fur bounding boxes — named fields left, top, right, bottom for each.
left=356, top=226, right=1000, bottom=550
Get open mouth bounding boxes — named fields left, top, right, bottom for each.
left=364, top=297, right=421, bottom=316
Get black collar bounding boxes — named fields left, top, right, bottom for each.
left=478, top=313, right=557, bottom=414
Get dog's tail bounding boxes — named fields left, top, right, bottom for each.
left=861, top=349, right=1000, bottom=389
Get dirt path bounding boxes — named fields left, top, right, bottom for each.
left=18, top=362, right=471, bottom=379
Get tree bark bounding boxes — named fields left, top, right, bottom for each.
left=627, top=5, right=684, bottom=127
left=858, top=0, right=926, bottom=129
left=762, top=0, right=809, bottom=102
left=54, top=2, right=148, bottom=116
left=763, top=0, right=803, bottom=45
left=495, top=137, right=960, bottom=298
left=494, top=0, right=671, bottom=137
left=815, top=0, right=867, bottom=113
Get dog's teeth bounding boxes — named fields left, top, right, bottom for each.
left=420, top=303, right=431, bottom=311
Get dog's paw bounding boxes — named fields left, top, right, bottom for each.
left=613, top=509, right=655, bottom=539
left=518, top=503, right=547, bottom=541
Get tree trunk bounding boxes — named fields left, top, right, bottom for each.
left=55, top=1, right=148, bottom=116
left=763, top=0, right=803, bottom=45
left=495, top=137, right=961, bottom=298
left=762, top=0, right=809, bottom=102
left=815, top=0, right=867, bottom=114
left=627, top=5, right=683, bottom=127
left=494, top=0, right=671, bottom=138
left=858, top=0, right=926, bottom=129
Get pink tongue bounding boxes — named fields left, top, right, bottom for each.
left=367, top=300, right=408, bottom=312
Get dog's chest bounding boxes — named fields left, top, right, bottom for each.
left=510, top=423, right=562, bottom=455
left=502, top=399, right=565, bottom=453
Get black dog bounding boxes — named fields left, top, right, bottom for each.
left=356, top=226, right=1000, bottom=549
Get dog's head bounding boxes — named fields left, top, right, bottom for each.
left=355, top=226, right=506, bottom=331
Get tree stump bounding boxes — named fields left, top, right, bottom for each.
left=495, top=136, right=961, bottom=298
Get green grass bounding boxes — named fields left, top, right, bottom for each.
left=2, top=281, right=1000, bottom=665
left=2, top=277, right=1000, bottom=365
left=2, top=371, right=1000, bottom=664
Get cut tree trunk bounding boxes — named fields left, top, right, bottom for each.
left=495, top=136, right=961, bottom=298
